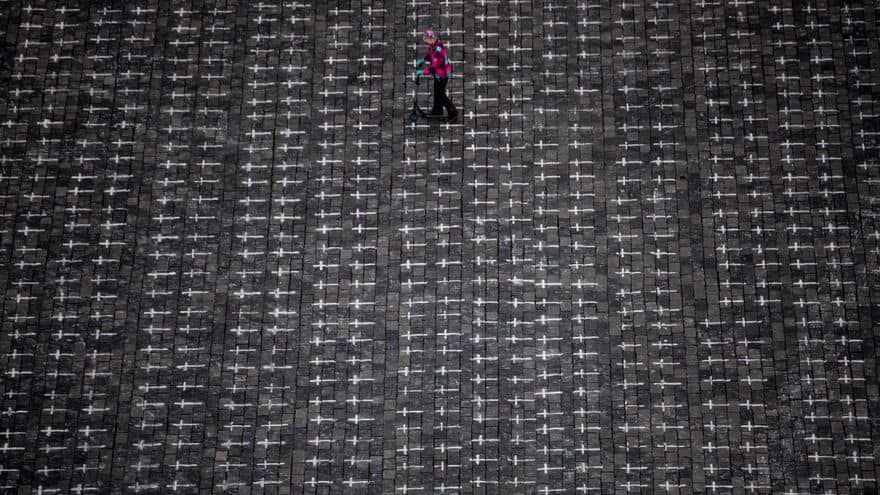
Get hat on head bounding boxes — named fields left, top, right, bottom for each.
left=422, top=28, right=437, bottom=43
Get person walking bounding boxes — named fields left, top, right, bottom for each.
left=416, top=29, right=458, bottom=122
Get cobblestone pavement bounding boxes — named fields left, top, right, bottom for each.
left=1, top=1, right=879, bottom=493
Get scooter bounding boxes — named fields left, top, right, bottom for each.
left=408, top=72, right=451, bottom=123
left=408, top=73, right=427, bottom=123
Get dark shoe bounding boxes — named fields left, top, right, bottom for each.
left=429, top=110, right=445, bottom=117
left=446, top=112, right=459, bottom=123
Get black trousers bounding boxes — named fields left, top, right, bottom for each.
left=431, top=77, right=457, bottom=116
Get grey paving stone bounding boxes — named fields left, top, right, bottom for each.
left=0, top=0, right=879, bottom=493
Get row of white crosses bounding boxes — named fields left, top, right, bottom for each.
left=401, top=0, right=607, bottom=492
left=599, top=0, right=695, bottom=492
left=0, top=4, right=158, bottom=493
left=0, top=0, right=877, bottom=493
left=135, top=3, right=240, bottom=493
left=393, top=0, right=878, bottom=493
left=296, top=2, right=388, bottom=491
left=692, top=1, right=777, bottom=492
left=785, top=1, right=878, bottom=491
left=695, top=1, right=877, bottom=492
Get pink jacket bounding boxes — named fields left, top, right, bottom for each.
left=421, top=40, right=451, bottom=79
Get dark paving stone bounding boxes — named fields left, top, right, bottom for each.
left=0, top=0, right=879, bottom=493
